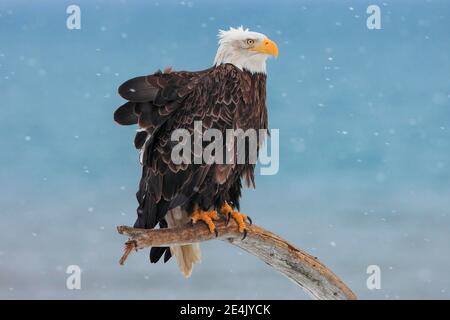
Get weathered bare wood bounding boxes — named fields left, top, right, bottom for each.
left=117, top=221, right=357, bottom=300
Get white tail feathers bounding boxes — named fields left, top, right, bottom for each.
left=169, top=243, right=201, bottom=278
left=165, top=207, right=201, bottom=278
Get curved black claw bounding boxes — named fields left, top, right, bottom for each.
left=218, top=211, right=228, bottom=222
left=242, top=229, right=248, bottom=240
left=225, top=211, right=232, bottom=226
left=246, top=215, right=253, bottom=225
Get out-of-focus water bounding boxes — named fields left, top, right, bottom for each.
left=1, top=0, right=450, bottom=299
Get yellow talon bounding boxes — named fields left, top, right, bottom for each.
left=191, top=209, right=220, bottom=235
left=231, top=211, right=247, bottom=233
left=221, top=202, right=233, bottom=214
left=219, top=202, right=251, bottom=236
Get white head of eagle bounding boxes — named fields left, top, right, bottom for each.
left=214, top=26, right=279, bottom=74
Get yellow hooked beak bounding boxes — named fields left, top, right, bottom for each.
left=249, top=38, right=279, bottom=57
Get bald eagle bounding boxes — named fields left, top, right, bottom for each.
left=114, top=27, right=278, bottom=277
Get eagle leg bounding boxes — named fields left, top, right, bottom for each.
left=217, top=211, right=229, bottom=223
left=220, top=202, right=252, bottom=239
left=190, top=209, right=221, bottom=237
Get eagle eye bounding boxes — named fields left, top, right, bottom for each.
left=246, top=39, right=255, bottom=46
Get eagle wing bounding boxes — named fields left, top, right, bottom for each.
left=115, top=64, right=246, bottom=233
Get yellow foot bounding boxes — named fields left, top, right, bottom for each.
left=191, top=209, right=221, bottom=236
left=220, top=202, right=252, bottom=239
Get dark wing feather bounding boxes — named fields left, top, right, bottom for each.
left=116, top=68, right=212, bottom=225
left=134, top=130, right=148, bottom=149
left=138, top=64, right=242, bottom=224
left=115, top=64, right=244, bottom=264
left=163, top=248, right=172, bottom=263
left=114, top=102, right=138, bottom=125
left=118, top=76, right=160, bottom=102
left=150, top=247, right=167, bottom=263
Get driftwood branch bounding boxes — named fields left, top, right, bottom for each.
left=117, top=221, right=357, bottom=300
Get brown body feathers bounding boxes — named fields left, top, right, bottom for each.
left=114, top=64, right=268, bottom=264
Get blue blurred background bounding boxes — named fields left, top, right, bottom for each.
left=1, top=0, right=449, bottom=299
